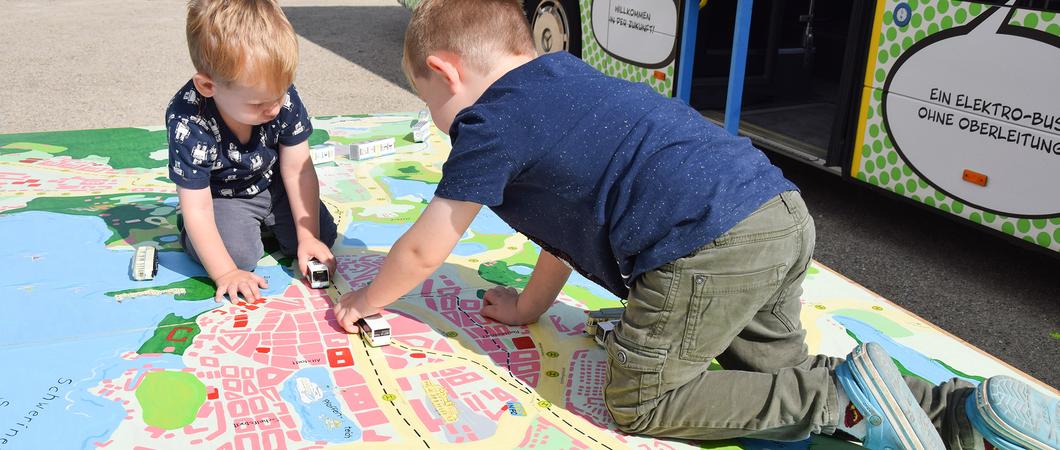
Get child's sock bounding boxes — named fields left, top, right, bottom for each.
left=836, top=382, right=869, bottom=440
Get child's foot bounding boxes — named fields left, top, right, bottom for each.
left=966, top=375, right=1059, bottom=450
left=834, top=342, right=946, bottom=450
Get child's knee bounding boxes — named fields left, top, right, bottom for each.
left=226, top=239, right=263, bottom=272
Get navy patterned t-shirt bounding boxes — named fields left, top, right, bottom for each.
left=165, top=80, right=313, bottom=198
left=434, top=52, right=797, bottom=298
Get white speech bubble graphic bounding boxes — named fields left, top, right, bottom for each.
left=882, top=5, right=1060, bottom=217
left=591, top=0, right=678, bottom=68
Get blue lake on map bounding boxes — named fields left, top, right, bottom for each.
left=343, top=222, right=413, bottom=249
left=279, top=367, right=361, bottom=443
left=381, top=177, right=433, bottom=203
left=834, top=316, right=981, bottom=385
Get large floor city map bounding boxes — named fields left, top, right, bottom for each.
left=0, top=114, right=1051, bottom=450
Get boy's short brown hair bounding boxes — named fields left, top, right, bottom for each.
left=403, top=0, right=536, bottom=86
left=186, top=0, right=299, bottom=95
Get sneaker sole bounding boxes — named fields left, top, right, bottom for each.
left=975, top=376, right=1058, bottom=450
left=850, top=343, right=945, bottom=450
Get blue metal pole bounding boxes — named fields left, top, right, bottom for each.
left=674, top=0, right=699, bottom=103
left=724, top=0, right=754, bottom=135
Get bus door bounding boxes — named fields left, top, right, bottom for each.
left=691, top=0, right=878, bottom=172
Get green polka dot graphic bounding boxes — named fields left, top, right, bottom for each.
left=856, top=0, right=1060, bottom=251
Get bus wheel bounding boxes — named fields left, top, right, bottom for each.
left=526, top=0, right=581, bottom=58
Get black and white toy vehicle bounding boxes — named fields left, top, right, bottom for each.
left=131, top=245, right=159, bottom=281
left=306, top=259, right=330, bottom=289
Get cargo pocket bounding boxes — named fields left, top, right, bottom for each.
left=680, top=265, right=785, bottom=362
left=603, top=332, right=668, bottom=424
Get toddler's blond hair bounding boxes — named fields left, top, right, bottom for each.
left=186, top=0, right=299, bottom=95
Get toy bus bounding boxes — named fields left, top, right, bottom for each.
left=584, top=307, right=624, bottom=335
left=305, top=258, right=330, bottom=289
left=357, top=314, right=392, bottom=347
left=130, top=245, right=158, bottom=281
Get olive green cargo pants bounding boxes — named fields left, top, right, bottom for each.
left=604, top=191, right=977, bottom=446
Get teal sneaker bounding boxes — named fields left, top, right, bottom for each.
left=835, top=342, right=945, bottom=450
left=967, top=375, right=1059, bottom=450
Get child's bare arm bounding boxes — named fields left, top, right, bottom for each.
left=178, top=186, right=268, bottom=302
left=279, top=140, right=335, bottom=276
left=333, top=197, right=482, bottom=332
left=481, top=250, right=572, bottom=325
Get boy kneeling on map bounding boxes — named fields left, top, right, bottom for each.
left=166, top=0, right=337, bottom=302
left=334, top=1, right=1058, bottom=448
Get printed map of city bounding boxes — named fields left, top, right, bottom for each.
left=0, top=113, right=1050, bottom=450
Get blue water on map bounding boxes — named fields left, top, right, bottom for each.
left=452, top=242, right=487, bottom=256
left=509, top=265, right=533, bottom=275
left=469, top=208, right=511, bottom=235
left=381, top=177, right=433, bottom=203
left=439, top=396, right=498, bottom=443
left=834, top=316, right=981, bottom=385
left=279, top=367, right=361, bottom=443
left=339, top=180, right=618, bottom=303
left=0, top=323, right=187, bottom=449
left=343, top=222, right=413, bottom=248
left=0, top=212, right=213, bottom=344
left=0, top=211, right=291, bottom=448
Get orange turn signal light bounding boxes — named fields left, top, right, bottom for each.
left=962, top=169, right=988, bottom=187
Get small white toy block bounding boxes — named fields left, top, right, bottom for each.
left=309, top=143, right=336, bottom=165
left=349, top=138, right=396, bottom=161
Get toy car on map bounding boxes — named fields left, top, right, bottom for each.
left=306, top=258, right=330, bottom=289
left=130, top=245, right=158, bottom=281
left=357, top=314, right=391, bottom=347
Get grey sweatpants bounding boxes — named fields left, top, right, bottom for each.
left=178, top=181, right=338, bottom=272
left=604, top=191, right=977, bottom=447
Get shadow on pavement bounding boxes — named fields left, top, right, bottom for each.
left=285, top=5, right=414, bottom=93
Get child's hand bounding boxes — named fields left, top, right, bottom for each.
left=334, top=289, right=380, bottom=334
left=297, top=238, right=335, bottom=279
left=214, top=269, right=268, bottom=303
left=481, top=286, right=537, bottom=325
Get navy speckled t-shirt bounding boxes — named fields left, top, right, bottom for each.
left=166, top=80, right=313, bottom=198
left=435, top=52, right=796, bottom=298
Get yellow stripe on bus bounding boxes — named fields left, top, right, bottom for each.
left=851, top=0, right=889, bottom=178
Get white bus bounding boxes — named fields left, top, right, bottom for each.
left=130, top=245, right=158, bottom=281
left=358, top=314, right=392, bottom=347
